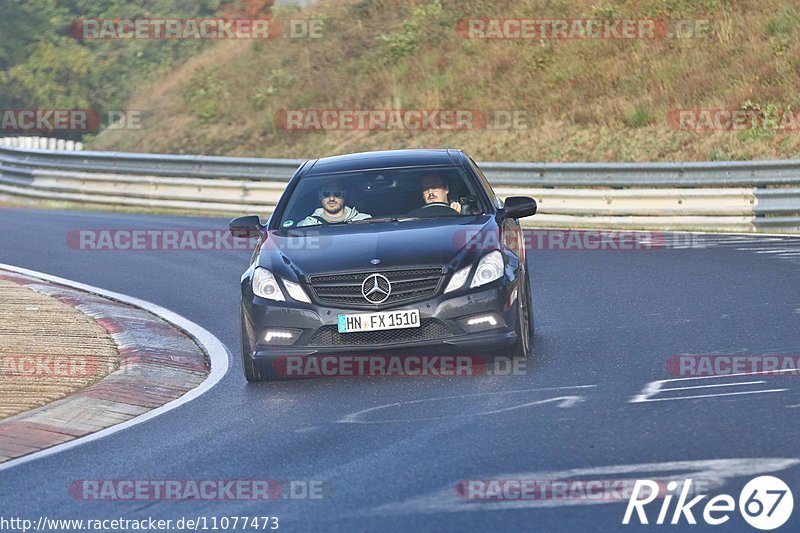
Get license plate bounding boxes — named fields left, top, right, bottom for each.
left=338, top=309, right=420, bottom=333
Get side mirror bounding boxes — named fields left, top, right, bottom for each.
left=503, top=196, right=537, bottom=219
left=229, top=215, right=264, bottom=238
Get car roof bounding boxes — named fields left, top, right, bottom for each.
left=303, top=149, right=464, bottom=176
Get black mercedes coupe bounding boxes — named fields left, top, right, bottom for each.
left=230, top=149, right=537, bottom=381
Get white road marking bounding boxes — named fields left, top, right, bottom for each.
left=0, top=262, right=230, bottom=473
left=363, top=458, right=800, bottom=514
left=755, top=249, right=797, bottom=254
left=664, top=380, right=766, bottom=392
left=633, top=389, right=787, bottom=402
left=477, top=396, right=584, bottom=413
left=630, top=369, right=796, bottom=403
left=338, top=385, right=595, bottom=424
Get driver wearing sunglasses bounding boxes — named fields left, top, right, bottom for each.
left=297, top=180, right=371, bottom=226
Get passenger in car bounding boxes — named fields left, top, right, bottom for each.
left=297, top=180, right=372, bottom=226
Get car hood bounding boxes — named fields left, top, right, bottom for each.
left=258, top=216, right=497, bottom=278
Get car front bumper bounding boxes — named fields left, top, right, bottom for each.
left=241, top=280, right=522, bottom=361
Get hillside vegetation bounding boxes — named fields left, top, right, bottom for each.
left=88, top=0, right=800, bottom=162
left=0, top=0, right=272, bottom=140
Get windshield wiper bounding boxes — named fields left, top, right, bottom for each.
left=347, top=216, right=421, bottom=224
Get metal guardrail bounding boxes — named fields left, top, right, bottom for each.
left=1, top=143, right=799, bottom=231
left=480, top=160, right=800, bottom=187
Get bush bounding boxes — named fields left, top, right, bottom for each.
left=378, top=1, right=445, bottom=65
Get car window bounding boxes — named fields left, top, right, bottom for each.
left=277, top=166, right=489, bottom=228
left=468, top=157, right=503, bottom=209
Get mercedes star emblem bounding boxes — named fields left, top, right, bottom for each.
left=361, top=273, right=392, bottom=304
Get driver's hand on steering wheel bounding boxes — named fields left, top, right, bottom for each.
left=449, top=201, right=462, bottom=213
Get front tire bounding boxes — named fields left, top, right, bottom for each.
left=241, top=311, right=266, bottom=382
left=512, top=272, right=531, bottom=357
left=525, top=268, right=535, bottom=335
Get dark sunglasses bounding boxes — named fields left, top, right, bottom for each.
left=320, top=190, right=344, bottom=198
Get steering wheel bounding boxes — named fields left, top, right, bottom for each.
left=408, top=202, right=459, bottom=216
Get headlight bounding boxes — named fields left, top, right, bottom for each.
left=445, top=266, right=471, bottom=294
left=470, top=250, right=504, bottom=288
left=252, top=268, right=285, bottom=301
left=283, top=279, right=311, bottom=303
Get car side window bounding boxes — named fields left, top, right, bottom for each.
left=468, top=157, right=502, bottom=209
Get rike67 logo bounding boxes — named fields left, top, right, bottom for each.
left=623, top=476, right=794, bottom=530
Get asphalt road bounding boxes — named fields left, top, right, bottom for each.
left=0, top=207, right=799, bottom=532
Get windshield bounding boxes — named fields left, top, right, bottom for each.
left=277, top=165, right=488, bottom=228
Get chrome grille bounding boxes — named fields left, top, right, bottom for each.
left=307, top=268, right=444, bottom=308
